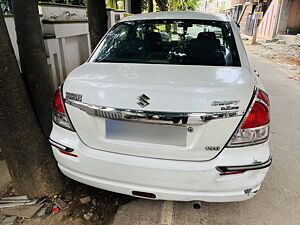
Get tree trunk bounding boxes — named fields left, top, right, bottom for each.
left=148, top=0, right=154, bottom=12
left=12, top=0, right=53, bottom=137
left=87, top=0, right=108, bottom=51
left=131, top=0, right=142, bottom=14
left=0, top=7, right=64, bottom=198
left=155, top=0, right=168, bottom=11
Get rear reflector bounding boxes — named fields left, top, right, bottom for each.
left=132, top=191, right=156, bottom=199
left=220, top=171, right=245, bottom=176
left=59, top=149, right=78, bottom=157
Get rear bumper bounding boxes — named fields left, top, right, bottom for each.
left=58, top=163, right=263, bottom=202
left=50, top=124, right=271, bottom=202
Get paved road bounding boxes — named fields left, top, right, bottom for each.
left=110, top=53, right=300, bottom=225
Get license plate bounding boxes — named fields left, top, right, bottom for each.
left=105, top=120, right=187, bottom=146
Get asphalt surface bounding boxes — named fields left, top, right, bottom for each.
left=110, top=53, right=300, bottom=225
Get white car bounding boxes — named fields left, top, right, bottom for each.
left=50, top=11, right=272, bottom=202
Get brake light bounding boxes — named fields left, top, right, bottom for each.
left=227, top=89, right=270, bottom=147
left=257, top=90, right=270, bottom=106
left=52, top=86, right=74, bottom=131
left=53, top=89, right=65, bottom=113
left=241, top=101, right=269, bottom=129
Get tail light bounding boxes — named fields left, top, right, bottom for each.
left=52, top=86, right=75, bottom=131
left=227, top=88, right=270, bottom=147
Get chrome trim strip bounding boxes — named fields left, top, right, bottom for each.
left=49, top=139, right=66, bottom=150
left=216, top=156, right=272, bottom=172
left=49, top=139, right=75, bottom=153
left=65, top=99, right=244, bottom=126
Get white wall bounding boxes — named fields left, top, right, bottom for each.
left=63, top=34, right=90, bottom=74
left=5, top=17, right=91, bottom=90
left=4, top=4, right=128, bottom=90
left=4, top=17, right=19, bottom=62
left=40, top=5, right=87, bottom=21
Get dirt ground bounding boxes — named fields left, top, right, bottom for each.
left=243, top=37, right=300, bottom=79
left=0, top=179, right=133, bottom=225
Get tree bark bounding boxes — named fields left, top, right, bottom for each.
left=87, top=0, right=108, bottom=51
left=148, top=0, right=154, bottom=12
left=12, top=0, right=53, bottom=137
left=155, top=0, right=168, bottom=11
left=130, top=0, right=142, bottom=14
left=0, top=7, right=64, bottom=198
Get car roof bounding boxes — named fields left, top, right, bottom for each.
left=121, top=11, right=230, bottom=22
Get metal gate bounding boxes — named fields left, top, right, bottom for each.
left=245, top=14, right=255, bottom=36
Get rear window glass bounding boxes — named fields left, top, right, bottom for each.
left=93, top=19, right=241, bottom=67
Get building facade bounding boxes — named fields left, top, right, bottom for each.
left=228, top=0, right=300, bottom=39
left=257, top=0, right=300, bottom=39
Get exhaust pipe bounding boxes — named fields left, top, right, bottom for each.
left=192, top=201, right=202, bottom=209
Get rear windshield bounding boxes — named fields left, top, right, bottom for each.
left=93, top=19, right=241, bottom=67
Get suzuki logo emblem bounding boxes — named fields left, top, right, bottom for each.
left=137, top=94, right=150, bottom=108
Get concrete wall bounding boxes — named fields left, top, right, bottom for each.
left=4, top=4, right=128, bottom=90
left=42, top=21, right=91, bottom=88
left=258, top=0, right=300, bottom=39
left=4, top=16, right=20, bottom=63
left=286, top=0, right=300, bottom=34
left=44, top=38, right=64, bottom=89
left=5, top=17, right=91, bottom=90
left=64, top=34, right=90, bottom=74
left=40, top=4, right=87, bottom=21
left=276, top=0, right=291, bottom=35
left=257, top=0, right=281, bottom=39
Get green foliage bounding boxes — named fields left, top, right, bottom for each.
left=169, top=0, right=200, bottom=11
left=155, top=0, right=200, bottom=11
left=142, top=0, right=148, bottom=11
left=0, top=0, right=12, bottom=14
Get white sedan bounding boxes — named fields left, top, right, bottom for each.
left=50, top=11, right=271, bottom=202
